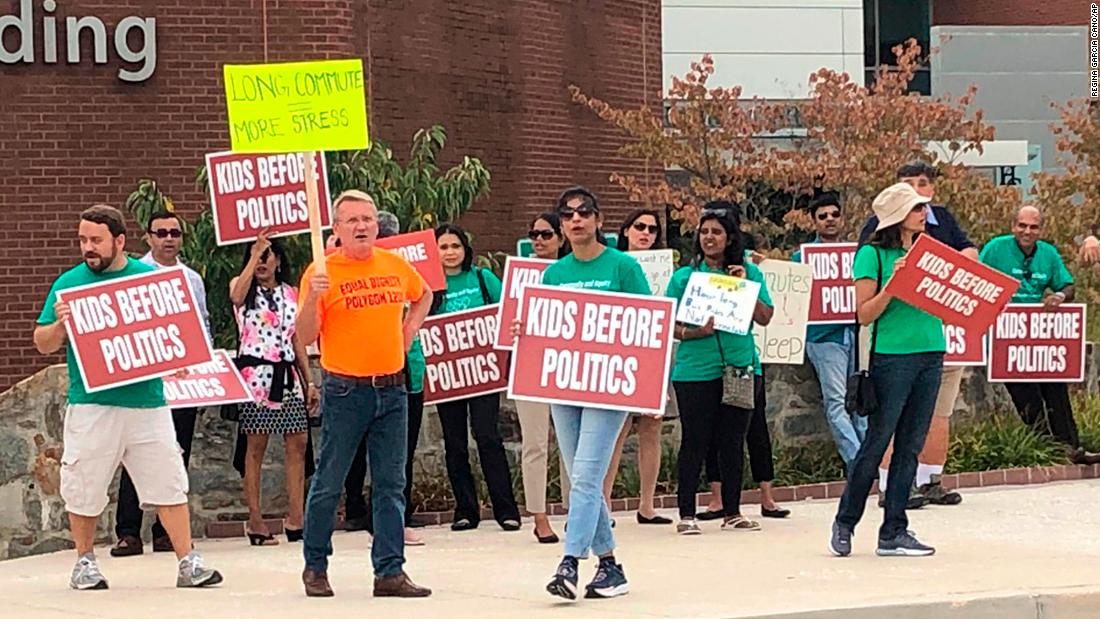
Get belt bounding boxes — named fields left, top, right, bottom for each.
left=326, top=371, right=405, bottom=388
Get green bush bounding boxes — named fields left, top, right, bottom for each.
left=1073, top=392, right=1100, bottom=454
left=945, top=412, right=1067, bottom=473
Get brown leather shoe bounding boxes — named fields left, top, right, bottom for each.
left=302, top=569, right=334, bottom=597
left=373, top=572, right=431, bottom=598
left=152, top=535, right=174, bottom=553
left=110, top=535, right=143, bottom=557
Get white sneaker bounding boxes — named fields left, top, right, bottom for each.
left=177, top=551, right=224, bottom=588
left=70, top=553, right=108, bottom=590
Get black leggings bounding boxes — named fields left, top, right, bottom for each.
left=705, top=373, right=775, bottom=484
left=673, top=379, right=751, bottom=519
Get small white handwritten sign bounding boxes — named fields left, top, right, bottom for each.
left=632, top=249, right=675, bottom=296
left=676, top=272, right=761, bottom=336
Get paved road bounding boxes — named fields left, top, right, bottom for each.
left=3, top=480, right=1100, bottom=618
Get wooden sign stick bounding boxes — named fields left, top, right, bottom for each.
left=303, top=150, right=326, bottom=275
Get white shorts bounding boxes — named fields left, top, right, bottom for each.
left=61, top=404, right=189, bottom=517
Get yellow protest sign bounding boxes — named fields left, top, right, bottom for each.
left=223, top=59, right=369, bottom=153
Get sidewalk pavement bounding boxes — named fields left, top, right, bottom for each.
left=3, top=480, right=1100, bottom=618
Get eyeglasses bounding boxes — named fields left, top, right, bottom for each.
left=816, top=211, right=841, bottom=221
left=528, top=229, right=556, bottom=241
left=631, top=222, right=660, bottom=234
left=151, top=228, right=183, bottom=239
left=559, top=206, right=597, bottom=220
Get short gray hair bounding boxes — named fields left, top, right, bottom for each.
left=331, top=189, right=376, bottom=222
left=378, top=210, right=400, bottom=238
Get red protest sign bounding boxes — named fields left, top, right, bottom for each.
left=508, top=285, right=675, bottom=414
left=494, top=257, right=552, bottom=351
left=800, top=243, right=857, bottom=324
left=943, top=324, right=986, bottom=367
left=376, top=230, right=446, bottom=291
left=163, top=350, right=252, bottom=407
left=885, top=235, right=1019, bottom=333
left=205, top=151, right=332, bottom=245
left=56, top=268, right=215, bottom=393
left=988, top=304, right=1086, bottom=382
left=420, top=305, right=510, bottom=405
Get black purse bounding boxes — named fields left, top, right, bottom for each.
left=845, top=247, right=882, bottom=417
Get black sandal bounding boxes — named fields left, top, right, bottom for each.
left=285, top=528, right=303, bottom=542
left=246, top=529, right=279, bottom=546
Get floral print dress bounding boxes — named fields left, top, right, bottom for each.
left=236, top=284, right=308, bottom=435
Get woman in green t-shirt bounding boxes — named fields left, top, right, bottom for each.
left=830, top=182, right=945, bottom=559
left=432, top=223, right=521, bottom=532
left=666, top=207, right=774, bottom=535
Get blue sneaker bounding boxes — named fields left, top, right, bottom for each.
left=877, top=530, right=935, bottom=557
left=584, top=559, right=629, bottom=599
left=546, top=556, right=579, bottom=600
left=829, top=521, right=852, bottom=557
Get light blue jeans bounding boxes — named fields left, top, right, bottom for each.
left=805, top=331, right=867, bottom=465
left=551, top=404, right=628, bottom=559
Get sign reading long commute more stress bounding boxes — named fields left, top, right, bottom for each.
left=800, top=243, right=857, bottom=324
left=494, top=257, right=552, bottom=351
left=163, top=350, right=252, bottom=408
left=885, top=235, right=1019, bottom=334
left=509, top=286, right=676, bottom=414
left=375, top=230, right=447, bottom=291
left=420, top=305, right=510, bottom=405
left=223, top=58, right=369, bottom=153
left=205, top=151, right=332, bottom=245
left=988, top=304, right=1087, bottom=382
left=56, top=269, right=215, bottom=393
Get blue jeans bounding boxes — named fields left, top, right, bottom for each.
left=835, top=352, right=943, bottom=540
left=551, top=404, right=628, bottom=559
left=304, top=372, right=409, bottom=577
left=806, top=333, right=867, bottom=464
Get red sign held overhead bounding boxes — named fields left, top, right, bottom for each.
left=205, top=151, right=332, bottom=246
left=885, top=235, right=1019, bottom=334
left=800, top=243, right=857, bottom=324
left=988, top=304, right=1086, bottom=383
left=163, top=350, right=253, bottom=408
left=375, top=230, right=446, bottom=291
left=56, top=268, right=215, bottom=393
left=420, top=305, right=510, bottom=405
left=943, top=324, right=986, bottom=367
left=494, top=257, right=552, bottom=351
left=508, top=285, right=676, bottom=415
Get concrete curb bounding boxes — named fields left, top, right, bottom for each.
left=204, top=462, right=1100, bottom=538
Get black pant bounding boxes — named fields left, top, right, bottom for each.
left=436, top=393, right=519, bottom=523
left=673, top=379, right=751, bottom=519
left=704, top=373, right=774, bottom=485
left=344, top=391, right=425, bottom=529
left=115, top=408, right=197, bottom=539
left=836, top=353, right=942, bottom=540
left=1006, top=382, right=1080, bottom=448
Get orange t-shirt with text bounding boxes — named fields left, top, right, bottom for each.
left=300, top=249, right=426, bottom=377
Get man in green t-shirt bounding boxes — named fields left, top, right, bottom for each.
left=34, top=205, right=222, bottom=591
left=980, top=205, right=1100, bottom=465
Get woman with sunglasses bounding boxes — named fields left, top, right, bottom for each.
left=229, top=231, right=318, bottom=546
left=667, top=204, right=774, bottom=535
left=515, top=186, right=650, bottom=600
left=601, top=209, right=672, bottom=526
left=433, top=223, right=522, bottom=532
left=515, top=213, right=570, bottom=543
left=830, top=183, right=943, bottom=558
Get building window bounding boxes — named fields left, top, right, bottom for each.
left=863, top=0, right=931, bottom=95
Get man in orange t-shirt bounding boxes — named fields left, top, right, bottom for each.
left=297, top=190, right=433, bottom=599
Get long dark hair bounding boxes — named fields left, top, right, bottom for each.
left=531, top=212, right=568, bottom=258
left=691, top=201, right=745, bottom=270
left=868, top=225, right=905, bottom=249
left=617, top=208, right=664, bottom=251
left=434, top=222, right=475, bottom=272
left=240, top=239, right=292, bottom=311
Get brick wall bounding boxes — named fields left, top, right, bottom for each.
left=0, top=0, right=662, bottom=391
left=933, top=0, right=1088, bottom=26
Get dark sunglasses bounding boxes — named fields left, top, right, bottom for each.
left=151, top=228, right=183, bottom=239
left=559, top=206, right=597, bottom=219
left=631, top=222, right=660, bottom=234
left=816, top=210, right=841, bottom=221
left=528, top=229, right=556, bottom=241
left=702, top=207, right=731, bottom=219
